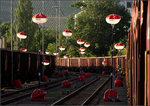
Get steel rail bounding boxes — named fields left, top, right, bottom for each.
left=1, top=78, right=65, bottom=98
left=1, top=77, right=77, bottom=105
left=51, top=76, right=104, bottom=105
left=81, top=76, right=110, bottom=105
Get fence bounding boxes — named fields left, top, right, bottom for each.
left=0, top=0, right=80, bottom=31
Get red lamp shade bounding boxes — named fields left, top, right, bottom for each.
left=77, top=39, right=84, bottom=45
left=114, top=79, right=123, bottom=87
left=79, top=47, right=85, bottom=51
left=62, top=30, right=72, bottom=37
left=85, top=73, right=91, bottom=77
left=104, top=89, right=118, bottom=101
left=17, top=32, right=27, bottom=39
left=64, top=70, right=68, bottom=74
left=106, top=14, right=121, bottom=25
left=45, top=51, right=49, bottom=54
left=32, top=13, right=48, bottom=24
left=31, top=89, right=47, bottom=101
left=53, top=51, right=58, bottom=56
left=20, top=48, right=27, bottom=52
left=40, top=51, right=43, bottom=54
left=59, top=46, right=65, bottom=51
left=64, top=55, right=68, bottom=58
left=78, top=76, right=85, bottom=82
left=84, top=42, right=90, bottom=48
left=80, top=51, right=85, bottom=54
left=102, top=60, right=107, bottom=66
left=42, top=60, right=49, bottom=66
left=13, top=80, right=23, bottom=88
left=114, top=42, right=124, bottom=50
left=42, top=75, right=48, bottom=82
left=61, top=80, right=72, bottom=88
left=102, top=71, right=107, bottom=75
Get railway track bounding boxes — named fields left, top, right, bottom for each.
left=87, top=77, right=111, bottom=105
left=1, top=77, right=77, bottom=105
left=2, top=78, right=62, bottom=98
left=51, top=76, right=110, bottom=105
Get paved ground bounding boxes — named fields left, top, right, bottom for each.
left=99, top=76, right=128, bottom=105
left=9, top=73, right=98, bottom=105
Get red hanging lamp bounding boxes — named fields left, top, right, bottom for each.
left=42, top=60, right=49, bottom=66
left=53, top=51, right=58, bottom=56
left=62, top=30, right=72, bottom=37
left=45, top=51, right=50, bottom=54
left=59, top=46, right=65, bottom=51
left=84, top=42, right=90, bottom=48
left=114, top=42, right=125, bottom=50
left=64, top=55, right=68, bottom=58
left=40, top=51, right=43, bottom=54
left=102, top=60, right=107, bottom=67
left=32, top=13, right=48, bottom=24
left=19, top=48, right=27, bottom=52
left=17, top=32, right=27, bottom=40
left=106, top=14, right=121, bottom=25
left=80, top=51, right=85, bottom=55
left=79, top=47, right=85, bottom=52
left=77, top=39, right=84, bottom=45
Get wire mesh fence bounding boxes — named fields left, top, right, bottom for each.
left=0, top=0, right=81, bottom=31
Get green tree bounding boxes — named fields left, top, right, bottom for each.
left=66, top=15, right=75, bottom=31
left=0, top=22, right=10, bottom=37
left=66, top=0, right=130, bottom=57
left=42, top=29, right=57, bottom=51
left=46, top=43, right=57, bottom=55
left=14, top=0, right=38, bottom=51
left=0, top=22, right=11, bottom=47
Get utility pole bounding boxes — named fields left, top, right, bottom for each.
left=11, top=0, right=14, bottom=86
left=42, top=1, right=45, bottom=54
left=52, top=6, right=59, bottom=57
left=58, top=1, right=61, bottom=67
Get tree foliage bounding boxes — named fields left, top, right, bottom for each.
left=0, top=0, right=58, bottom=53
left=0, top=22, right=10, bottom=37
left=0, top=22, right=11, bottom=47
left=0, top=0, right=130, bottom=57
left=14, top=0, right=38, bottom=51
left=66, top=0, right=131, bottom=56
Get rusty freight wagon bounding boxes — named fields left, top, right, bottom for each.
left=1, top=49, right=56, bottom=87
left=126, top=0, right=150, bottom=105
left=56, top=56, right=126, bottom=73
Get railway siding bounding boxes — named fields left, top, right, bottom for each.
left=52, top=76, right=110, bottom=105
